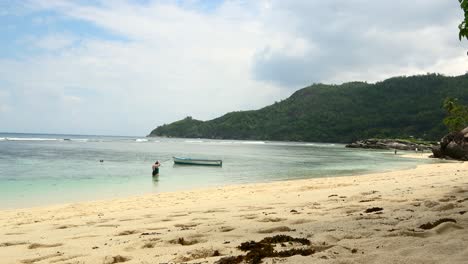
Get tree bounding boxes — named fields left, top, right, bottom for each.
left=443, top=97, right=468, bottom=132
left=460, top=0, right=468, bottom=40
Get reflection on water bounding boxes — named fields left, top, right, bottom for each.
left=151, top=175, right=159, bottom=189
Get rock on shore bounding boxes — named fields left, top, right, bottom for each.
left=431, top=127, right=468, bottom=161
left=346, top=139, right=435, bottom=151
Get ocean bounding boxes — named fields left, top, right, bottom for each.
left=0, top=133, right=436, bottom=209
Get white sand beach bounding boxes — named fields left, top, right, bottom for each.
left=1, top=161, right=467, bottom=264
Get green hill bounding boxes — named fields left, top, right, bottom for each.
left=149, top=73, right=468, bottom=143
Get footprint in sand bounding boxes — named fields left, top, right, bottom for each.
left=97, top=224, right=120, bottom=228
left=361, top=190, right=379, bottom=196
left=141, top=243, right=155, bottom=249
left=419, top=218, right=457, bottom=230
left=28, top=243, right=63, bottom=249
left=270, top=202, right=287, bottom=205
left=70, top=234, right=99, bottom=240
left=168, top=213, right=189, bottom=217
left=119, top=218, right=140, bottom=222
left=345, top=207, right=365, bottom=214
left=423, top=200, right=439, bottom=208
left=0, top=241, right=28, bottom=247
left=55, top=224, right=79, bottom=229
left=174, top=223, right=200, bottom=230
left=168, top=236, right=204, bottom=246
left=313, top=234, right=341, bottom=244
left=433, top=203, right=458, bottom=211
left=188, top=233, right=205, bottom=239
left=49, top=254, right=85, bottom=263
left=257, top=217, right=286, bottom=223
left=239, top=206, right=274, bottom=212
left=289, top=219, right=313, bottom=225
left=173, top=248, right=221, bottom=263
left=439, top=196, right=457, bottom=202
left=238, top=214, right=258, bottom=220
left=191, top=217, right=212, bottom=221
left=20, top=252, right=64, bottom=264
left=4, top=232, right=25, bottom=235
left=203, top=208, right=229, bottom=213
left=219, top=226, right=235, bottom=232
left=103, top=255, right=131, bottom=264
left=146, top=226, right=167, bottom=231
left=141, top=240, right=160, bottom=249
left=432, top=222, right=464, bottom=234
left=359, top=199, right=376, bottom=203
left=395, top=221, right=464, bottom=238
left=257, top=226, right=295, bottom=234
left=117, top=230, right=139, bottom=236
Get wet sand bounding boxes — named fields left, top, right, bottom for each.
left=1, top=161, right=467, bottom=264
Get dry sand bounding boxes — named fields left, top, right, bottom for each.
left=1, top=161, right=467, bottom=264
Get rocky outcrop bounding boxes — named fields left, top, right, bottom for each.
left=346, top=139, right=435, bottom=151
left=431, top=127, right=468, bottom=161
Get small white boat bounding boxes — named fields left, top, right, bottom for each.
left=173, top=156, right=222, bottom=166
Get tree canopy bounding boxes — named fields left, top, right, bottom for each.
left=443, top=97, right=468, bottom=131
left=460, top=0, right=468, bottom=40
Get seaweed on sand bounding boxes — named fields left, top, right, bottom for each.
left=215, top=235, right=313, bottom=264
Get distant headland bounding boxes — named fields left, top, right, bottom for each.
left=149, top=73, right=468, bottom=143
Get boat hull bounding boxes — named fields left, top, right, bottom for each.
left=173, top=156, right=222, bottom=166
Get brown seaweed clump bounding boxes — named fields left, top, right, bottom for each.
left=216, top=235, right=313, bottom=264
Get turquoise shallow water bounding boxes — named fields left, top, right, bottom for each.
left=0, top=133, right=436, bottom=209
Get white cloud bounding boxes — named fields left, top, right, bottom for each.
left=1, top=0, right=467, bottom=135
left=252, top=0, right=468, bottom=86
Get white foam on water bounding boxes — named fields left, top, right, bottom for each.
left=241, top=141, right=266, bottom=145
left=135, top=138, right=149, bottom=142
left=216, top=141, right=235, bottom=144
left=71, top=139, right=89, bottom=142
left=0, top=138, right=5, bottom=141
left=6, top=137, right=60, bottom=141
left=203, top=140, right=234, bottom=145
left=87, top=139, right=103, bottom=142
left=302, top=143, right=340, bottom=147
left=185, top=140, right=204, bottom=143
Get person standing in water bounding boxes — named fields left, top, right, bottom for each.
left=152, top=161, right=160, bottom=177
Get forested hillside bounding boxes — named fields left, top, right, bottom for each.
left=149, top=74, right=468, bottom=143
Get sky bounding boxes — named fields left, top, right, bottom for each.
left=0, top=0, right=467, bottom=136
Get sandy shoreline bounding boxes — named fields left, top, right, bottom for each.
left=1, top=161, right=467, bottom=264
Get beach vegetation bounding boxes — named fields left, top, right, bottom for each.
left=443, top=97, right=468, bottom=132
left=393, top=138, right=438, bottom=145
